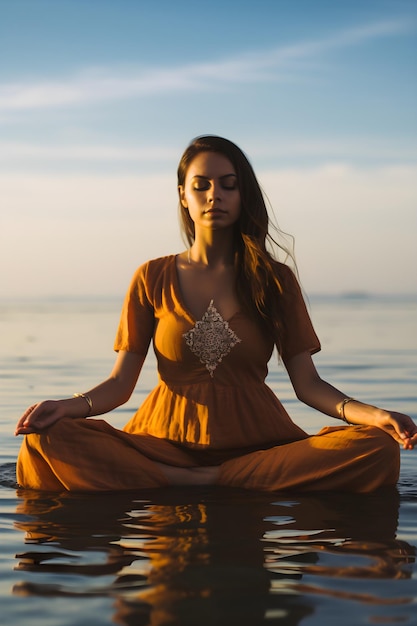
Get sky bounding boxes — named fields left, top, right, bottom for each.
left=0, top=0, right=416, bottom=298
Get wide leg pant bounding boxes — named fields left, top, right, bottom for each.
left=16, top=418, right=400, bottom=493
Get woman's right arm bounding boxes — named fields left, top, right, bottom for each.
left=14, top=351, right=146, bottom=436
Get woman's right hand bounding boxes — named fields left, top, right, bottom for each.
left=14, top=352, right=146, bottom=437
left=15, top=400, right=68, bottom=436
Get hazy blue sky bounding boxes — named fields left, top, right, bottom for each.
left=1, top=0, right=416, bottom=297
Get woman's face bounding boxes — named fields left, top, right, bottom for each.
left=178, top=151, right=241, bottom=231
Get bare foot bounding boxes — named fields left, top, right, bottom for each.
left=155, top=463, right=219, bottom=486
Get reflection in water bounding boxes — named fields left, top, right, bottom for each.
left=13, top=487, right=416, bottom=626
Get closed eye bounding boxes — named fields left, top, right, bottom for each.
left=193, top=182, right=210, bottom=191
left=191, top=176, right=210, bottom=191
left=220, top=174, right=237, bottom=190
left=191, top=174, right=237, bottom=191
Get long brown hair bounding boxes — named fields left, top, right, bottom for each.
left=177, top=135, right=296, bottom=347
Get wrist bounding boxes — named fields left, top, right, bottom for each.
left=370, top=406, right=389, bottom=426
left=72, top=393, right=93, bottom=418
left=341, top=400, right=386, bottom=427
left=337, top=397, right=356, bottom=423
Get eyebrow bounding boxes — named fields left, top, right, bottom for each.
left=192, top=173, right=237, bottom=180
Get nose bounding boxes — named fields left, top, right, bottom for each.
left=208, top=181, right=222, bottom=203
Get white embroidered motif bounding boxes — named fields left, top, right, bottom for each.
left=183, top=300, right=241, bottom=377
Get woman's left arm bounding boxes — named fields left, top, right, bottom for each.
left=285, top=351, right=417, bottom=450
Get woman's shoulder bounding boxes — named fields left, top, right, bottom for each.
left=269, top=260, right=307, bottom=304
left=124, top=255, right=178, bottom=301
left=131, top=254, right=177, bottom=279
left=270, top=259, right=298, bottom=287
left=141, top=254, right=177, bottom=271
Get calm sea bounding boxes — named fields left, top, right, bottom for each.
left=1, top=295, right=416, bottom=625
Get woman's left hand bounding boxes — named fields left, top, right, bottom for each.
left=375, top=411, right=417, bottom=449
left=285, top=351, right=417, bottom=450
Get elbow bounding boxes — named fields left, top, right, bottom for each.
left=292, top=375, right=323, bottom=407
left=294, top=388, right=311, bottom=405
left=286, top=352, right=323, bottom=407
left=118, top=390, right=133, bottom=406
left=107, top=376, right=136, bottom=408
left=117, top=382, right=136, bottom=407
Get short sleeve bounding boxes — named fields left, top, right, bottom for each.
left=113, top=263, right=155, bottom=355
left=277, top=265, right=321, bottom=365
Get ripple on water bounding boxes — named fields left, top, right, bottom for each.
left=0, top=486, right=414, bottom=626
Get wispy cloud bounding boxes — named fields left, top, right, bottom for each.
left=0, top=142, right=178, bottom=162
left=0, top=18, right=412, bottom=112
left=1, top=135, right=416, bottom=169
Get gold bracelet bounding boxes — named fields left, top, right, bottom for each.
left=338, top=397, right=355, bottom=423
left=73, top=393, right=93, bottom=416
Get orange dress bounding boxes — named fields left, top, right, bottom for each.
left=17, top=255, right=400, bottom=492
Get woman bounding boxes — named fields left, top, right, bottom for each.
left=15, top=135, right=417, bottom=492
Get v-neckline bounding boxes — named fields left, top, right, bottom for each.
left=173, top=254, right=241, bottom=325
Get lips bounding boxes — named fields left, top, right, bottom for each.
left=205, top=208, right=226, bottom=215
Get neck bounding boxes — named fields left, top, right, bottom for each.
left=189, top=228, right=236, bottom=267
left=189, top=243, right=235, bottom=267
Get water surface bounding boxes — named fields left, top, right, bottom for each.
left=1, top=295, right=416, bottom=625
